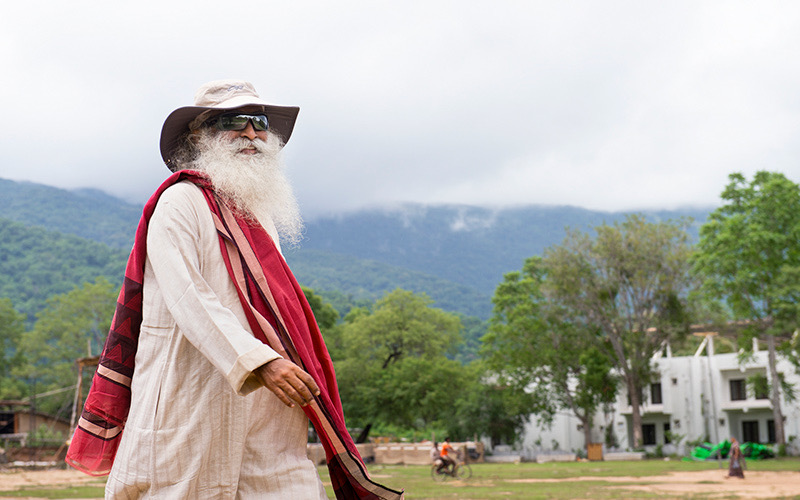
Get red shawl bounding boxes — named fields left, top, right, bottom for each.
left=65, top=171, right=402, bottom=500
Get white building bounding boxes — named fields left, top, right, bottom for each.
left=517, top=335, right=800, bottom=459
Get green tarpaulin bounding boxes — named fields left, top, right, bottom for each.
left=684, top=440, right=774, bottom=461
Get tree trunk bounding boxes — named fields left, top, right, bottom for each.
left=582, top=415, right=594, bottom=451
left=627, top=375, right=643, bottom=449
left=766, top=335, right=785, bottom=446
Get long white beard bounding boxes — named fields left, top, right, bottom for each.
left=190, top=129, right=304, bottom=247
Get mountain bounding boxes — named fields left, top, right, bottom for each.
left=0, top=177, right=714, bottom=319
left=298, top=203, right=712, bottom=297
left=284, top=249, right=492, bottom=318
left=0, top=178, right=141, bottom=249
left=0, top=217, right=128, bottom=321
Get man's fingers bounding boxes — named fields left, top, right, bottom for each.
left=270, top=387, right=295, bottom=408
left=274, top=364, right=318, bottom=404
left=257, top=359, right=320, bottom=408
left=295, top=370, right=321, bottom=397
left=276, top=377, right=312, bottom=407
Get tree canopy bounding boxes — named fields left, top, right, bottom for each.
left=0, top=218, right=126, bottom=322
left=693, top=171, right=800, bottom=446
left=541, top=214, right=694, bottom=448
left=15, top=277, right=118, bottom=415
left=0, top=298, right=26, bottom=400
left=484, top=255, right=617, bottom=449
left=334, top=290, right=464, bottom=433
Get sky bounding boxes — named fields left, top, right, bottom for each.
left=2, top=1, right=800, bottom=217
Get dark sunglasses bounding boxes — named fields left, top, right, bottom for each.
left=208, top=114, right=269, bottom=132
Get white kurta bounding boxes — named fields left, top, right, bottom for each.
left=105, top=181, right=327, bottom=499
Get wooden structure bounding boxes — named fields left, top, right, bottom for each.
left=69, top=355, right=99, bottom=433
left=0, top=400, right=70, bottom=446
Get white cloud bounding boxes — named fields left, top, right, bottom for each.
left=2, top=1, right=800, bottom=215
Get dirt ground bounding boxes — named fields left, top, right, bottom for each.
left=1, top=467, right=799, bottom=499
left=516, top=469, right=800, bottom=498
left=0, top=468, right=103, bottom=499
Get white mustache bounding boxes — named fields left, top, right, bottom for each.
left=228, top=137, right=268, bottom=154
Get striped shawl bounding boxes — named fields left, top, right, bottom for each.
left=65, top=170, right=402, bottom=499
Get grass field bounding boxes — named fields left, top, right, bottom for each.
left=318, top=459, right=800, bottom=499
left=1, top=458, right=799, bottom=499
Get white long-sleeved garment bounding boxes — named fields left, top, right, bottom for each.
left=104, top=181, right=327, bottom=499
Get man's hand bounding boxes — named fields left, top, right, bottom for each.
left=255, top=358, right=320, bottom=408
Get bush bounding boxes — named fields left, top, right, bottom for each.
left=27, top=424, right=64, bottom=447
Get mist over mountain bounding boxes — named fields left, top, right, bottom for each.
left=0, top=177, right=713, bottom=319
left=299, top=203, right=712, bottom=297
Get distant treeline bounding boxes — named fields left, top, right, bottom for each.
left=0, top=218, right=127, bottom=322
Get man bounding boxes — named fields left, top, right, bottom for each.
left=66, top=80, right=401, bottom=500
left=439, top=437, right=456, bottom=474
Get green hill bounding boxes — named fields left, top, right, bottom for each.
left=0, top=217, right=128, bottom=321
left=284, top=248, right=491, bottom=318
left=0, top=178, right=141, bottom=249
left=0, top=177, right=713, bottom=320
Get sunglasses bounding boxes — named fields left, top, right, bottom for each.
left=208, top=114, right=269, bottom=132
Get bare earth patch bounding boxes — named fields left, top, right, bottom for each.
left=512, top=470, right=800, bottom=498
left=0, top=468, right=103, bottom=499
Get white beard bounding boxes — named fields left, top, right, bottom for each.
left=189, top=129, right=304, bottom=247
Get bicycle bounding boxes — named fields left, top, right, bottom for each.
left=430, top=450, right=472, bottom=482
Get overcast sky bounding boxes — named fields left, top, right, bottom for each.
left=2, top=1, right=799, bottom=217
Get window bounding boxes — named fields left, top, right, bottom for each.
left=742, top=420, right=760, bottom=443
left=642, top=424, right=657, bottom=445
left=730, top=379, right=746, bottom=401
left=768, top=420, right=775, bottom=443
left=651, top=383, right=663, bottom=405
left=0, top=412, right=13, bottom=434
left=663, top=423, right=671, bottom=444
left=752, top=374, right=769, bottom=400
left=626, top=388, right=644, bottom=406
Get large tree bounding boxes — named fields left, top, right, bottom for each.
left=693, top=171, right=800, bottom=447
left=483, top=256, right=618, bottom=450
left=543, top=214, right=694, bottom=448
left=335, top=289, right=465, bottom=433
left=339, top=289, right=461, bottom=369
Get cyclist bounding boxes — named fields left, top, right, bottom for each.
left=439, top=437, right=456, bottom=474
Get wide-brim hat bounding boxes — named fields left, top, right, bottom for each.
left=159, top=79, right=300, bottom=169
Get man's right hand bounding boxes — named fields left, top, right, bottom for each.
left=255, top=358, right=321, bottom=408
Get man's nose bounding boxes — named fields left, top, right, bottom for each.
left=239, top=121, right=257, bottom=140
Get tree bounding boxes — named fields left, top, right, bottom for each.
left=693, top=171, right=800, bottom=446
left=447, top=360, right=534, bottom=445
left=483, top=256, right=617, bottom=450
left=301, top=286, right=340, bottom=331
left=340, top=289, right=461, bottom=369
left=301, top=286, right=345, bottom=360
left=335, top=289, right=465, bottom=433
left=543, top=214, right=694, bottom=448
left=453, top=314, right=487, bottom=364
left=16, top=277, right=118, bottom=415
left=0, top=298, right=26, bottom=400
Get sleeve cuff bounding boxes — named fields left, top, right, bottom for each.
left=228, top=344, right=282, bottom=395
